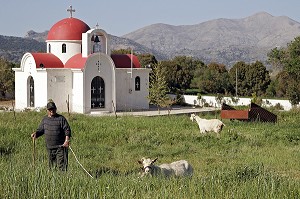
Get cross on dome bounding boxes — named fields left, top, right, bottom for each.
left=67, top=5, right=75, bottom=18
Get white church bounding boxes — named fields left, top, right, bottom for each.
left=13, top=6, right=151, bottom=114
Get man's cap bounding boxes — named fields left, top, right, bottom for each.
left=47, top=102, right=57, bottom=110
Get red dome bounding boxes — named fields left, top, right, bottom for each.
left=47, top=18, right=90, bottom=40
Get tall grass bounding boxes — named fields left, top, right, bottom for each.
left=0, top=110, right=299, bottom=198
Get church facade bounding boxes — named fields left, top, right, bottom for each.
left=13, top=8, right=151, bottom=114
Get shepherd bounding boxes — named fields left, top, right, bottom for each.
left=31, top=101, right=72, bottom=171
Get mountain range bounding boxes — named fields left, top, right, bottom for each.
left=1, top=12, right=300, bottom=67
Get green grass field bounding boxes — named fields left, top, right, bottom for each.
left=0, top=109, right=299, bottom=198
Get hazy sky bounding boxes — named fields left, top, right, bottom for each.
left=1, top=0, right=300, bottom=37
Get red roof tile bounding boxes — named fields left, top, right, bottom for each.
left=31, top=53, right=64, bottom=68
left=111, top=54, right=141, bottom=68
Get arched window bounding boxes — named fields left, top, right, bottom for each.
left=62, top=44, right=66, bottom=53
left=135, top=76, right=141, bottom=91
left=28, top=76, right=34, bottom=107
left=48, top=44, right=51, bottom=53
left=93, top=35, right=101, bottom=53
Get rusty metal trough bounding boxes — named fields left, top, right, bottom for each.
left=221, top=103, right=277, bottom=123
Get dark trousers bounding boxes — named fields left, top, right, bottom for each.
left=47, top=147, right=68, bottom=171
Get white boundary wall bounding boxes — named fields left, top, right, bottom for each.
left=180, top=95, right=297, bottom=111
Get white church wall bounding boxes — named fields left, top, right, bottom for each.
left=115, top=69, right=134, bottom=111
left=34, top=71, right=48, bottom=108
left=84, top=54, right=115, bottom=113
left=14, top=70, right=27, bottom=110
left=13, top=54, right=48, bottom=110
left=133, top=70, right=150, bottom=110
left=47, top=41, right=81, bottom=64
left=13, top=55, right=33, bottom=109
left=81, top=33, right=90, bottom=57
left=115, top=69, right=150, bottom=111
left=46, top=69, right=72, bottom=112
left=71, top=71, right=84, bottom=113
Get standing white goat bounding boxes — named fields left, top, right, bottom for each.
left=138, top=157, right=193, bottom=177
left=190, top=113, right=225, bottom=135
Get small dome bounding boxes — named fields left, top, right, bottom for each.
left=47, top=18, right=90, bottom=41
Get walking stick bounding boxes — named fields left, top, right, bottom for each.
left=32, top=137, right=36, bottom=167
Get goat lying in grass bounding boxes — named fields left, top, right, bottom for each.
left=190, top=113, right=225, bottom=135
left=138, top=157, right=193, bottom=177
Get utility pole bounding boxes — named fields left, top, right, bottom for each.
left=235, top=67, right=238, bottom=97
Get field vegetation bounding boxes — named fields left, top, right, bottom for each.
left=0, top=109, right=300, bottom=198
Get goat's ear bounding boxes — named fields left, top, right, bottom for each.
left=138, top=160, right=143, bottom=164
left=152, top=157, right=158, bottom=164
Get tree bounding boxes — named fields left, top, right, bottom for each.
left=192, top=62, right=231, bottom=95
left=266, top=71, right=290, bottom=97
left=161, top=56, right=202, bottom=93
left=137, top=53, right=157, bottom=68
left=147, top=62, right=170, bottom=111
left=286, top=79, right=300, bottom=106
left=246, top=61, right=271, bottom=96
left=229, top=61, right=270, bottom=97
left=0, top=58, right=15, bottom=98
left=267, top=47, right=285, bottom=72
left=267, top=36, right=300, bottom=104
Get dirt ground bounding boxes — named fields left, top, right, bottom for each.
left=0, top=100, right=14, bottom=107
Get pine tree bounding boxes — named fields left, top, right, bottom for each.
left=147, top=62, right=171, bottom=112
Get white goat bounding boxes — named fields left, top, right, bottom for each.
left=190, top=113, right=225, bottom=135
left=138, top=157, right=193, bottom=177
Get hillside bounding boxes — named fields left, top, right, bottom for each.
left=0, top=35, right=45, bottom=63
left=123, top=12, right=300, bottom=66
left=1, top=12, right=300, bottom=67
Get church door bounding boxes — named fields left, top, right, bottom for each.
left=29, top=76, right=34, bottom=107
left=91, top=76, right=105, bottom=109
